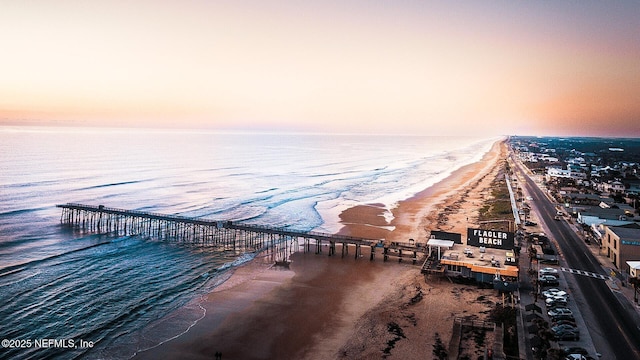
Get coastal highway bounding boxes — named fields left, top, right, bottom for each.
left=513, top=159, right=640, bottom=360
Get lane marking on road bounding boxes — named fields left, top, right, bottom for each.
left=561, top=267, right=613, bottom=281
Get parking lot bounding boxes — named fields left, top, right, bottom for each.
left=519, top=218, right=597, bottom=359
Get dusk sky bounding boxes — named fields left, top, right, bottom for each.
left=1, top=1, right=639, bottom=136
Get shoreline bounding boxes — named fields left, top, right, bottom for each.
left=337, top=140, right=504, bottom=242
left=313, top=137, right=498, bottom=235
left=133, top=139, right=507, bottom=360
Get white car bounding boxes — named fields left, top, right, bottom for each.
left=542, top=289, right=568, bottom=298
left=545, top=296, right=568, bottom=307
left=565, top=355, right=586, bottom=360
left=539, top=275, right=559, bottom=286
left=548, top=307, right=573, bottom=317
left=539, top=267, right=559, bottom=276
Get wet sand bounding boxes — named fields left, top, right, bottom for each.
left=136, top=251, right=410, bottom=360
left=135, top=139, right=507, bottom=360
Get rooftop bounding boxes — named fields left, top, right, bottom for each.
left=439, top=243, right=519, bottom=277
left=564, top=193, right=614, bottom=203
left=575, top=205, right=628, bottom=220
left=607, top=225, right=640, bottom=240
left=627, top=261, right=640, bottom=270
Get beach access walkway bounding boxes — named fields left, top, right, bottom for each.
left=56, top=203, right=426, bottom=265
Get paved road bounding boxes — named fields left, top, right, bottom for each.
left=514, top=159, right=640, bottom=360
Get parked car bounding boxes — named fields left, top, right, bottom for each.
left=553, top=328, right=580, bottom=341
left=562, top=346, right=588, bottom=356
left=542, top=289, right=568, bottom=298
left=549, top=293, right=568, bottom=301
left=548, top=307, right=573, bottom=317
left=552, top=314, right=576, bottom=322
left=546, top=297, right=568, bottom=308
left=539, top=275, right=559, bottom=286
left=547, top=303, right=569, bottom=311
left=539, top=267, right=559, bottom=276
left=553, top=319, right=578, bottom=328
left=552, top=324, right=580, bottom=333
left=525, top=220, right=537, bottom=226
left=540, top=255, right=560, bottom=265
left=565, top=355, right=587, bottom=360
left=545, top=292, right=568, bottom=300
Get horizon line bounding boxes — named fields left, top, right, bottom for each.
left=0, top=121, right=638, bottom=139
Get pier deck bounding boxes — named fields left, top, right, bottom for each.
left=57, top=203, right=426, bottom=264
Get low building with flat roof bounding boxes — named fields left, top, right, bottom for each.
left=436, top=243, right=519, bottom=289
left=422, top=229, right=520, bottom=290
left=603, top=224, right=640, bottom=270
left=576, top=205, right=633, bottom=227
left=627, top=261, right=640, bottom=278
left=561, top=193, right=614, bottom=206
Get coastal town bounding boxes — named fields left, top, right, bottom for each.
left=337, top=136, right=640, bottom=360
left=500, top=137, right=640, bottom=359
left=44, top=137, right=640, bottom=360
left=511, top=136, right=640, bottom=275
left=407, top=137, right=640, bottom=360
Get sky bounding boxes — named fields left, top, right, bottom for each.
left=1, top=0, right=639, bottom=136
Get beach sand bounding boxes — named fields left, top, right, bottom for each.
left=135, top=140, right=507, bottom=360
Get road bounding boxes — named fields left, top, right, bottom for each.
left=513, top=158, right=640, bottom=360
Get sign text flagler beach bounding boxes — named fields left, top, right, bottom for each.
left=466, top=228, right=514, bottom=250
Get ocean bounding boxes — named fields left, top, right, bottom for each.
left=0, top=126, right=496, bottom=359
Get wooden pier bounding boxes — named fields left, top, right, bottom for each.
left=57, top=203, right=426, bottom=264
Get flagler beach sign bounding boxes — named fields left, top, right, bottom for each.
left=466, top=228, right=514, bottom=250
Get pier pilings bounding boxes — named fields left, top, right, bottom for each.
left=57, top=203, right=424, bottom=265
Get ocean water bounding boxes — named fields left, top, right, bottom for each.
left=0, top=126, right=497, bottom=359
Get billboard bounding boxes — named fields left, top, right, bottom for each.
left=467, top=228, right=514, bottom=249
left=430, top=230, right=462, bottom=244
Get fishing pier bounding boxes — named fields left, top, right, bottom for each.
left=57, top=203, right=425, bottom=264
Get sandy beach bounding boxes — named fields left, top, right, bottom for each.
left=135, top=140, right=507, bottom=360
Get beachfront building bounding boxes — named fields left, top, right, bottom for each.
left=602, top=225, right=640, bottom=269
left=438, top=250, right=519, bottom=287
left=424, top=229, right=520, bottom=290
